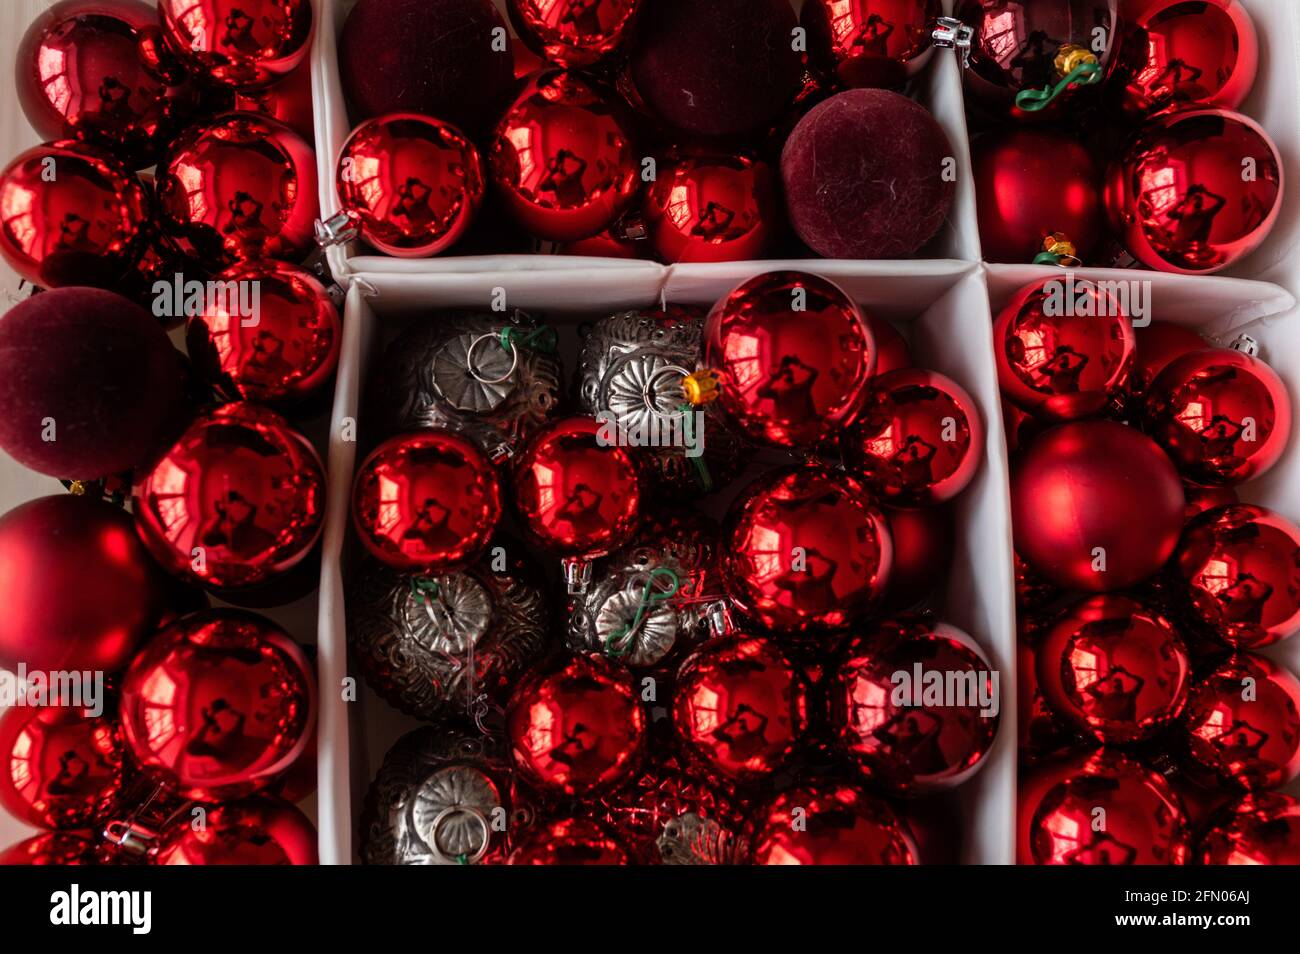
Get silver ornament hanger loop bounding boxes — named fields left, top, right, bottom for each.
left=428, top=805, right=491, bottom=865
left=643, top=363, right=692, bottom=418
left=465, top=333, right=520, bottom=386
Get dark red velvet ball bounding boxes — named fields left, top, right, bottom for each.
left=628, top=0, right=802, bottom=138
left=339, top=0, right=515, bottom=133
left=782, top=89, right=955, bottom=258
left=0, top=287, right=186, bottom=478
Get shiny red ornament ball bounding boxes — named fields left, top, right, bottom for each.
left=1105, top=109, right=1283, bottom=274
left=597, top=761, right=743, bottom=863
left=673, top=635, right=808, bottom=783
left=1184, top=484, right=1238, bottom=522
left=507, top=817, right=629, bottom=865
left=868, top=313, right=912, bottom=376
left=1198, top=793, right=1300, bottom=865
left=335, top=114, right=485, bottom=258
left=723, top=466, right=892, bottom=635
left=802, top=0, right=940, bottom=90
left=1173, top=504, right=1300, bottom=649
left=489, top=71, right=638, bottom=242
left=642, top=151, right=779, bottom=264
left=151, top=797, right=318, bottom=865
left=1142, top=347, right=1291, bottom=486
left=233, top=59, right=315, bottom=142
left=158, top=0, right=313, bottom=90
left=881, top=505, right=952, bottom=613
left=0, top=833, right=99, bottom=866
left=1131, top=321, right=1208, bottom=396
left=512, top=416, right=641, bottom=560
left=748, top=782, right=918, bottom=865
left=844, top=368, right=983, bottom=506
left=187, top=260, right=341, bottom=404
left=1036, top=595, right=1191, bottom=744
left=1011, top=421, right=1185, bottom=592
left=506, top=655, right=645, bottom=796
left=0, top=495, right=168, bottom=673
left=508, top=0, right=641, bottom=68
left=133, top=402, right=326, bottom=590
left=155, top=113, right=318, bottom=267
left=704, top=271, right=875, bottom=448
left=994, top=278, right=1136, bottom=421
left=120, top=609, right=315, bottom=801
left=351, top=431, right=501, bottom=573
left=1182, top=653, right=1300, bottom=791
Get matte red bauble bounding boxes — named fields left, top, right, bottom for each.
left=1105, top=109, right=1283, bottom=274
left=1131, top=321, right=1208, bottom=395
left=489, top=71, right=638, bottom=242
left=506, top=655, right=645, bottom=795
left=119, top=609, right=315, bottom=801
left=0, top=495, right=168, bottom=673
left=673, top=635, right=808, bottom=783
left=722, top=466, right=892, bottom=635
left=1018, top=750, right=1189, bottom=865
left=334, top=114, right=485, bottom=257
left=1173, top=504, right=1300, bottom=649
left=993, top=278, right=1136, bottom=421
left=151, top=797, right=318, bottom=865
left=704, top=271, right=874, bottom=448
left=642, top=151, right=779, bottom=264
left=0, top=141, right=147, bottom=289
left=834, top=618, right=999, bottom=793
left=802, top=0, right=941, bottom=90
left=1198, top=793, right=1300, bottom=865
left=1142, top=347, right=1291, bottom=486
left=971, top=129, right=1103, bottom=263
left=1036, top=595, right=1191, bottom=744
left=233, top=59, right=315, bottom=142
left=508, top=0, right=640, bottom=68
left=187, top=260, right=340, bottom=404
left=882, top=505, right=952, bottom=612
left=844, top=368, right=983, bottom=506
left=1182, top=653, right=1300, bottom=791
left=158, top=0, right=313, bottom=89
left=1012, top=421, right=1184, bottom=592
left=1111, top=0, right=1258, bottom=119
left=507, top=817, right=629, bottom=865
left=351, top=431, right=501, bottom=573
left=155, top=113, right=318, bottom=267
left=512, top=416, right=641, bottom=560
left=748, top=782, right=918, bottom=865
left=133, top=402, right=326, bottom=589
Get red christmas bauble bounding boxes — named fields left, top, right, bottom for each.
left=748, top=782, right=918, bottom=865
left=151, top=797, right=318, bottom=865
left=844, top=368, right=983, bottom=506
left=833, top=617, right=999, bottom=793
left=673, top=635, right=809, bottom=783
left=1011, top=420, right=1185, bottom=592
left=1182, top=653, right=1300, bottom=791
left=971, top=129, right=1103, bottom=263
left=1198, top=793, right=1300, bottom=865
left=233, top=58, right=315, bottom=142
left=0, top=141, right=148, bottom=289
left=597, top=760, right=743, bottom=863
left=351, top=431, right=501, bottom=573
left=1017, top=622, right=1080, bottom=760
left=994, top=278, right=1136, bottom=421
left=506, top=655, right=645, bottom=795
left=1105, top=109, right=1283, bottom=274
left=722, top=466, right=892, bottom=635
left=186, top=260, right=341, bottom=404
left=1173, top=504, right=1300, bottom=649
left=489, top=71, right=638, bottom=242
left=1014, top=551, right=1061, bottom=610
left=704, top=271, right=874, bottom=448
left=868, top=313, right=912, bottom=376
left=1131, top=321, right=1208, bottom=396
left=512, top=416, right=642, bottom=560
left=155, top=113, right=318, bottom=267
left=133, top=402, right=326, bottom=589
left=881, top=505, right=952, bottom=612
left=802, top=0, right=940, bottom=90
left=1184, top=484, right=1238, bottom=522
left=1142, top=347, right=1291, bottom=486
left=0, top=495, right=168, bottom=673
left=508, top=0, right=641, bottom=68
left=0, top=832, right=99, bottom=866
left=506, top=816, right=628, bottom=865
left=120, top=609, right=315, bottom=801
left=1036, top=595, right=1191, bottom=744
left=335, top=114, right=485, bottom=258
left=1111, top=0, right=1258, bottom=120
left=1018, top=749, right=1189, bottom=864
left=158, top=0, right=313, bottom=90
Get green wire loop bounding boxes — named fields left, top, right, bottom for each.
left=676, top=401, right=713, bottom=492
left=1033, top=251, right=1064, bottom=265
left=604, top=567, right=681, bottom=658
left=1014, top=61, right=1101, bottom=112
left=499, top=325, right=558, bottom=354
left=410, top=576, right=441, bottom=605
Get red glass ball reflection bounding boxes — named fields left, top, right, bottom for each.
left=0, top=832, right=99, bottom=866
left=336, top=114, right=485, bottom=258
left=351, top=431, right=501, bottom=572
left=158, top=0, right=313, bottom=90
left=868, top=313, right=912, bottom=376
left=1198, top=793, right=1300, bottom=865
left=507, top=817, right=628, bottom=865
left=1132, top=321, right=1208, bottom=395
left=133, top=402, right=326, bottom=590
left=802, top=0, right=940, bottom=90
left=882, top=505, right=952, bottom=612
left=119, top=609, right=315, bottom=801
left=597, top=761, right=742, bottom=863
left=723, top=467, right=892, bottom=635
left=748, top=783, right=918, bottom=865
left=151, top=797, right=318, bottom=865
left=642, top=151, right=779, bottom=263
left=507, top=0, right=640, bottom=68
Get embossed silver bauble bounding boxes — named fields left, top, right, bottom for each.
left=347, top=548, right=550, bottom=722
left=576, top=306, right=749, bottom=493
left=367, top=312, right=563, bottom=460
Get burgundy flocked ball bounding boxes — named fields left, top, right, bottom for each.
left=339, top=0, right=515, bottom=133
left=0, top=288, right=187, bottom=479
left=782, top=89, right=955, bottom=259
left=628, top=0, right=802, bottom=138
